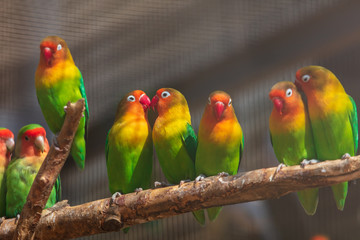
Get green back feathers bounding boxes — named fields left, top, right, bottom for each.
left=182, top=123, right=198, bottom=162
left=348, top=95, right=358, bottom=154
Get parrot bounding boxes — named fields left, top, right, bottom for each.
left=295, top=65, right=358, bottom=211
left=195, top=91, right=243, bottom=222
left=151, top=88, right=205, bottom=225
left=0, top=128, right=15, bottom=217
left=35, top=36, right=89, bottom=170
left=106, top=90, right=153, bottom=195
left=5, top=124, right=61, bottom=218
left=269, top=81, right=319, bottom=215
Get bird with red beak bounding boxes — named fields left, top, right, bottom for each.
left=195, top=90, right=243, bottom=222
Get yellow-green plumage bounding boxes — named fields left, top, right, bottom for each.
left=295, top=66, right=358, bottom=211
left=35, top=36, right=89, bottom=170
left=152, top=88, right=205, bottom=225
left=106, top=90, right=153, bottom=195
left=5, top=124, right=60, bottom=218
left=195, top=91, right=243, bottom=221
left=269, top=82, right=318, bottom=215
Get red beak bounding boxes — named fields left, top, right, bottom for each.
left=139, top=94, right=151, bottom=111
left=214, top=101, right=225, bottom=121
left=150, top=95, right=159, bottom=111
left=272, top=97, right=283, bottom=115
left=43, top=47, right=53, bottom=64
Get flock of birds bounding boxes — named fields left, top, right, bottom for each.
left=0, top=36, right=357, bottom=229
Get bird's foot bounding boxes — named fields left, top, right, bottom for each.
left=269, top=163, right=286, bottom=182
left=218, top=172, right=229, bottom=177
left=179, top=179, right=191, bottom=187
left=300, top=159, right=319, bottom=168
left=63, top=105, right=68, bottom=113
left=134, top=188, right=143, bottom=193
left=110, top=192, right=121, bottom=204
left=195, top=174, right=206, bottom=182
left=15, top=214, right=20, bottom=224
left=0, top=217, right=4, bottom=225
left=341, top=153, right=351, bottom=160
left=52, top=133, right=60, bottom=149
left=154, top=181, right=171, bottom=188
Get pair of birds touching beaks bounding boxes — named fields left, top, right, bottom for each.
left=0, top=36, right=357, bottom=226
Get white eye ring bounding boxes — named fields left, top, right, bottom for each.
left=286, top=88, right=293, bottom=97
left=161, top=91, right=170, bottom=98
left=228, top=98, right=232, bottom=106
left=127, top=95, right=136, bottom=102
left=302, top=74, right=310, bottom=82
left=208, top=97, right=211, bottom=104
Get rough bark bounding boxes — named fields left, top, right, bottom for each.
left=1, top=155, right=359, bottom=240
left=11, top=99, right=85, bottom=240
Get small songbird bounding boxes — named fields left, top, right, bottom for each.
left=106, top=90, right=153, bottom=196
left=0, top=128, right=14, bottom=217
left=5, top=124, right=61, bottom=218
left=151, top=88, right=205, bottom=225
left=35, top=36, right=89, bottom=169
left=195, top=91, right=243, bottom=221
left=295, top=66, right=358, bottom=211
left=269, top=82, right=318, bottom=215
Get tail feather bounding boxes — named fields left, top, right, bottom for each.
left=297, top=188, right=318, bottom=215
left=331, top=182, right=348, bottom=211
left=192, top=210, right=205, bottom=225
left=70, top=130, right=86, bottom=169
left=207, top=206, right=222, bottom=222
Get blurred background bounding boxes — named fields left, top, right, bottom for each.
left=1, top=0, right=360, bottom=239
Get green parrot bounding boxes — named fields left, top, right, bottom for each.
left=106, top=90, right=153, bottom=195
left=269, top=82, right=318, bottom=215
left=295, top=65, right=358, bottom=210
left=0, top=128, right=15, bottom=217
left=195, top=91, right=244, bottom=222
left=35, top=36, right=89, bottom=169
left=5, top=124, right=61, bottom=218
left=151, top=88, right=205, bottom=225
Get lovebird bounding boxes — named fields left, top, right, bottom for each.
left=295, top=65, right=358, bottom=210
left=269, top=82, right=318, bottom=215
left=151, top=88, right=205, bottom=225
left=35, top=36, right=89, bottom=169
left=0, top=128, right=14, bottom=217
left=5, top=124, right=61, bottom=218
left=106, top=90, right=153, bottom=195
left=195, top=91, right=243, bottom=222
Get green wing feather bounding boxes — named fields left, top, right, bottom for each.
left=348, top=95, right=358, bottom=154
left=79, top=73, right=89, bottom=142
left=182, top=123, right=198, bottom=162
left=55, top=175, right=62, bottom=202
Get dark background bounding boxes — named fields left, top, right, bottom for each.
left=1, top=0, right=360, bottom=239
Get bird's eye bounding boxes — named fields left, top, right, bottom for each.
left=57, top=44, right=62, bottom=51
left=208, top=97, right=211, bottom=104
left=24, top=136, right=29, bottom=141
left=161, top=91, right=170, bottom=98
left=302, top=74, right=310, bottom=82
left=286, top=88, right=293, bottom=97
left=127, top=95, right=136, bottom=102
left=228, top=98, right=232, bottom=106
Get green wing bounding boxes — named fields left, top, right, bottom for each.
left=181, top=123, right=198, bottom=162
left=348, top=95, right=358, bottom=154
left=55, top=175, right=62, bottom=202
left=79, top=72, right=89, bottom=141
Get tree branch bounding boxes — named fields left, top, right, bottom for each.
left=1, top=155, right=360, bottom=239
left=12, top=99, right=85, bottom=240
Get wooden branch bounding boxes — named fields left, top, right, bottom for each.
left=1, top=155, right=360, bottom=240
left=12, top=99, right=85, bottom=240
